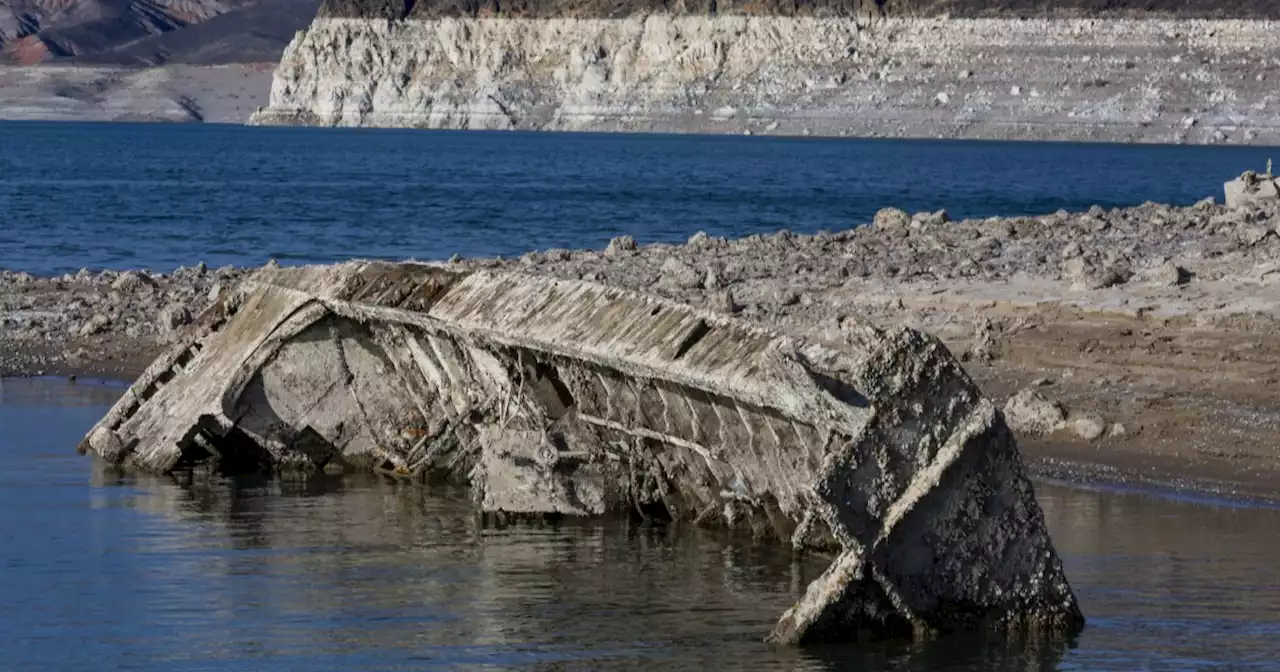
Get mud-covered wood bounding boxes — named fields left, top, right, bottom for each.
left=79, top=260, right=1083, bottom=646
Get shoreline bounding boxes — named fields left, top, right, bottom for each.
left=6, top=195, right=1280, bottom=503
left=7, top=15, right=1280, bottom=146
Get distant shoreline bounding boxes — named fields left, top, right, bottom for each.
left=8, top=15, right=1280, bottom=146
left=0, top=64, right=273, bottom=125
left=246, top=16, right=1280, bottom=146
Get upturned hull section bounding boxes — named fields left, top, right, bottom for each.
left=79, top=261, right=1083, bottom=645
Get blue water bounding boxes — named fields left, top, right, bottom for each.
left=2, top=377, right=1279, bottom=670
left=1, top=121, right=1275, bottom=275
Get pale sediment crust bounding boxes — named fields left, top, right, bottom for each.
left=0, top=64, right=275, bottom=124
left=6, top=196, right=1280, bottom=501
left=250, top=15, right=1280, bottom=144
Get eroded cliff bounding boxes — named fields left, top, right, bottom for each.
left=250, top=5, right=1280, bottom=143
left=252, top=15, right=865, bottom=130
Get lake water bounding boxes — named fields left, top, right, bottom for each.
left=2, top=376, right=1280, bottom=670
left=1, top=121, right=1277, bottom=276
left=4, top=122, right=1280, bottom=669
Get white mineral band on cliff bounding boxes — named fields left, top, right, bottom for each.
left=251, top=16, right=1280, bottom=143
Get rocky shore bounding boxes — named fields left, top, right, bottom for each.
left=7, top=195, right=1280, bottom=499
left=0, top=265, right=248, bottom=378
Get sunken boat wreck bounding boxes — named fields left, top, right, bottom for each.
left=78, top=261, right=1084, bottom=645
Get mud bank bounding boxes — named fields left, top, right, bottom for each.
left=251, top=16, right=1280, bottom=144
left=6, top=195, right=1280, bottom=499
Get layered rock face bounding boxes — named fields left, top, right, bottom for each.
left=249, top=9, right=1280, bottom=142
left=249, top=15, right=863, bottom=130
left=78, top=261, right=1082, bottom=645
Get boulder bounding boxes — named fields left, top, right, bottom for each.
left=657, top=257, right=701, bottom=290
left=1149, top=261, right=1191, bottom=287
left=1224, top=171, right=1280, bottom=209
left=1069, top=413, right=1107, bottom=441
left=1003, top=388, right=1067, bottom=436
left=873, top=207, right=911, bottom=231
left=1062, top=257, right=1132, bottom=290
left=604, top=235, right=638, bottom=257
left=110, top=270, right=155, bottom=293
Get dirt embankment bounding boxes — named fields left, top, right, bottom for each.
left=6, top=196, right=1280, bottom=500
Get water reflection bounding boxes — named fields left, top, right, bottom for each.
left=4, top=377, right=1279, bottom=670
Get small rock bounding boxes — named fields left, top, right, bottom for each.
left=873, top=207, right=911, bottom=231
left=160, top=305, right=192, bottom=332
left=1239, top=226, right=1275, bottom=247
left=264, top=258, right=281, bottom=269
left=687, top=231, right=711, bottom=249
left=1150, top=261, right=1191, bottom=287
left=959, top=69, right=973, bottom=79
left=1193, top=196, right=1216, bottom=210
left=1010, top=85, right=1022, bottom=96
left=78, top=313, right=112, bottom=337
left=704, top=268, right=721, bottom=290
left=776, top=289, right=802, bottom=307
left=604, top=235, right=637, bottom=257
left=935, top=92, right=951, bottom=105
left=709, top=290, right=739, bottom=314
left=544, top=248, right=571, bottom=262
left=1068, top=413, right=1106, bottom=441
left=911, top=209, right=951, bottom=229
left=658, top=258, right=701, bottom=289
left=1061, top=242, right=1084, bottom=258
left=765, top=121, right=780, bottom=132
left=1062, top=257, right=1132, bottom=290
left=208, top=283, right=224, bottom=303
left=1003, top=388, right=1067, bottom=436
left=1109, top=423, right=1127, bottom=438
left=967, top=316, right=998, bottom=363
left=110, top=270, right=154, bottom=293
